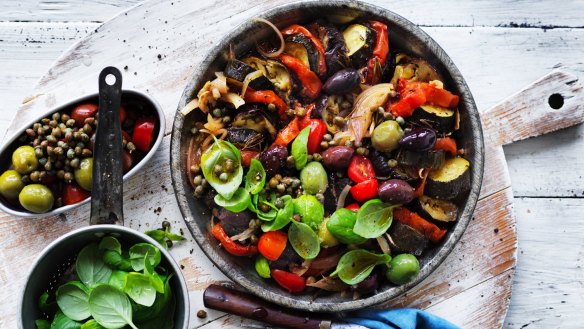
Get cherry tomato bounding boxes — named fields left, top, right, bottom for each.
left=132, top=117, right=157, bottom=152
left=350, top=178, right=379, bottom=202
left=348, top=155, right=376, bottom=183
left=240, top=150, right=260, bottom=167
left=122, top=150, right=134, bottom=173
left=345, top=203, right=360, bottom=212
left=62, top=183, right=90, bottom=206
left=71, top=103, right=98, bottom=127
left=271, top=269, right=306, bottom=292
left=258, top=231, right=288, bottom=261
left=307, top=119, right=327, bottom=154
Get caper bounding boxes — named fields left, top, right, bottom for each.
left=345, top=140, right=354, bottom=147
left=276, top=183, right=286, bottom=193
left=396, top=116, right=405, bottom=125
left=219, top=172, right=228, bottom=182
left=66, top=119, right=76, bottom=127
left=30, top=171, right=40, bottom=182
left=46, top=146, right=55, bottom=156
left=341, top=101, right=352, bottom=110
left=285, top=109, right=295, bottom=117
left=73, top=131, right=81, bottom=140
left=312, top=153, right=322, bottom=162
left=32, top=139, right=41, bottom=147
left=307, top=155, right=313, bottom=162
left=81, top=149, right=92, bottom=157
left=58, top=123, right=67, bottom=130
left=74, top=146, right=82, bottom=155
left=190, top=164, right=200, bottom=173
left=269, top=177, right=278, bottom=189
left=190, top=127, right=199, bottom=135
left=275, top=198, right=284, bottom=209
left=212, top=108, right=222, bottom=117
left=323, top=134, right=332, bottom=142
left=328, top=140, right=336, bottom=146
left=57, top=170, right=65, bottom=179
left=224, top=159, right=234, bottom=173
left=250, top=235, right=258, bottom=244
left=388, top=159, right=398, bottom=167
left=40, top=140, right=48, bottom=149
left=222, top=116, right=231, bottom=123
left=267, top=103, right=276, bottom=112
left=213, top=164, right=223, bottom=175
left=46, top=135, right=57, bottom=143
left=53, top=147, right=64, bottom=156
left=162, top=220, right=171, bottom=229
left=201, top=178, right=208, bottom=187
left=44, top=161, right=52, bottom=171
left=33, top=123, right=41, bottom=131
left=83, top=123, right=92, bottom=134
left=296, top=107, right=306, bottom=117
left=63, top=172, right=73, bottom=183
left=52, top=112, right=60, bottom=121
left=21, top=175, right=31, bottom=184
left=193, top=175, right=202, bottom=186
left=281, top=177, right=292, bottom=186
left=306, top=276, right=316, bottom=285
left=126, top=142, right=136, bottom=152
left=315, top=193, right=325, bottom=203
left=356, top=147, right=367, bottom=155
left=291, top=178, right=301, bottom=188
left=35, top=148, right=44, bottom=158
left=320, top=141, right=329, bottom=149
left=57, top=141, right=67, bottom=148
left=333, top=116, right=346, bottom=127
left=80, top=133, right=90, bottom=142
left=286, top=155, right=295, bottom=168
left=260, top=203, right=270, bottom=212
left=194, top=185, right=204, bottom=195
left=66, top=148, right=75, bottom=159
left=377, top=106, right=385, bottom=115
left=84, top=117, right=95, bottom=125
left=38, top=158, right=48, bottom=166
left=274, top=174, right=282, bottom=181
left=26, top=128, right=36, bottom=137
left=49, top=120, right=58, bottom=128
left=383, top=112, right=394, bottom=120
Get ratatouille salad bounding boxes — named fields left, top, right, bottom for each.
left=182, top=18, right=470, bottom=296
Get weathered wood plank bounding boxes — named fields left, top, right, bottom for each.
left=1, top=0, right=583, bottom=28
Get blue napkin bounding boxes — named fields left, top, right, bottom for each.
left=344, top=308, right=459, bottom=329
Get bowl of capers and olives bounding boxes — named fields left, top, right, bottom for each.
left=0, top=90, right=165, bottom=217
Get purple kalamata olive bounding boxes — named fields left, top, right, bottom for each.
left=323, top=68, right=360, bottom=95
left=321, top=146, right=354, bottom=171
left=368, top=149, right=393, bottom=177
left=398, top=127, right=437, bottom=151
left=217, top=208, right=254, bottom=236
left=259, top=144, right=288, bottom=178
left=378, top=179, right=415, bottom=204
left=353, top=271, right=380, bottom=295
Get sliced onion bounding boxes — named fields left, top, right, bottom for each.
left=221, top=92, right=245, bottom=109
left=376, top=236, right=391, bottom=255
left=336, top=184, right=352, bottom=210
left=211, top=72, right=228, bottom=94
left=254, top=17, right=284, bottom=58
left=230, top=226, right=259, bottom=242
left=347, top=83, right=393, bottom=144
left=290, top=260, right=312, bottom=276
left=180, top=98, right=199, bottom=116
left=306, top=277, right=348, bottom=292
left=240, top=69, right=264, bottom=97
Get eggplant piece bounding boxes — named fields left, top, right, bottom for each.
left=390, top=54, right=442, bottom=86
left=425, top=157, right=470, bottom=200
left=392, top=165, right=421, bottom=186
left=397, top=150, right=445, bottom=170
left=284, top=34, right=322, bottom=77
left=224, top=59, right=274, bottom=91
left=231, top=105, right=278, bottom=138
left=410, top=105, right=456, bottom=134
left=414, top=195, right=458, bottom=223
left=368, top=149, right=394, bottom=177
left=314, top=21, right=351, bottom=76
left=386, top=221, right=429, bottom=256
left=242, top=57, right=293, bottom=95
left=217, top=208, right=254, bottom=236
left=225, top=127, right=266, bottom=150
left=323, top=172, right=353, bottom=216
left=342, top=23, right=376, bottom=68
left=319, top=95, right=343, bottom=134
left=270, top=243, right=302, bottom=271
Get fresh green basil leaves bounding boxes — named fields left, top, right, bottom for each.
left=353, top=199, right=398, bottom=238
left=291, top=126, right=310, bottom=170
left=331, top=249, right=391, bottom=285
left=200, top=138, right=243, bottom=199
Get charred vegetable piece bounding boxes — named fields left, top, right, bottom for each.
left=231, top=105, right=278, bottom=138
left=397, top=150, right=445, bottom=170
left=393, top=207, right=446, bottom=243
left=284, top=34, right=321, bottom=75
left=364, top=21, right=389, bottom=85
left=343, top=23, right=376, bottom=68
left=279, top=54, right=322, bottom=101
left=390, top=54, right=442, bottom=86
left=243, top=57, right=293, bottom=95
left=368, top=150, right=393, bottom=177
left=425, top=157, right=471, bottom=200
left=415, top=195, right=458, bottom=223
left=281, top=24, right=327, bottom=78
left=386, top=221, right=428, bottom=256
left=318, top=95, right=343, bottom=134
left=224, top=59, right=274, bottom=91
left=314, top=21, right=351, bottom=76
left=410, top=105, right=456, bottom=134
left=225, top=127, right=266, bottom=150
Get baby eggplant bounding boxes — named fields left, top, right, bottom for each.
left=321, top=146, right=354, bottom=171
left=378, top=179, right=414, bottom=205
left=398, top=127, right=437, bottom=151
left=323, top=69, right=360, bottom=95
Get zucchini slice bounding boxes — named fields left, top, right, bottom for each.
left=386, top=221, right=428, bottom=256
left=411, top=105, right=456, bottom=134
left=390, top=54, right=442, bottom=86
left=284, top=34, right=321, bottom=75
left=342, top=23, right=376, bottom=68
left=224, top=59, right=274, bottom=91
left=397, top=150, right=446, bottom=170
left=415, top=195, right=458, bottom=223
left=425, top=157, right=470, bottom=200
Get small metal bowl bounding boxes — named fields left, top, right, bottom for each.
left=19, top=225, right=190, bottom=329
left=0, top=90, right=165, bottom=218
left=171, top=0, right=484, bottom=312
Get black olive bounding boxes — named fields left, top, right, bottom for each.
left=258, top=145, right=288, bottom=178
left=398, top=127, right=437, bottom=151
left=323, top=68, right=360, bottom=95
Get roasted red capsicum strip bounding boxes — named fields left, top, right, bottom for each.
left=390, top=78, right=460, bottom=118
left=393, top=207, right=446, bottom=243
left=273, top=104, right=314, bottom=147
left=271, top=269, right=306, bottom=292
left=365, top=21, right=389, bottom=85
left=433, top=137, right=458, bottom=157
left=211, top=223, right=258, bottom=257
left=132, top=117, right=156, bottom=152
left=279, top=54, right=322, bottom=101
left=244, top=89, right=289, bottom=121
left=306, top=119, right=327, bottom=154
left=281, top=24, right=327, bottom=77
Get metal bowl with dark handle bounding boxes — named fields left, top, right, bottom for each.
left=171, top=1, right=484, bottom=312
left=19, top=67, right=189, bottom=328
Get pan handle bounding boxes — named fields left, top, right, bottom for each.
left=90, top=67, right=124, bottom=226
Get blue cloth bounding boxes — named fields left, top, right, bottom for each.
left=344, top=308, right=459, bottom=329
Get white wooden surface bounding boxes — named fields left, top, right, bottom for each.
left=1, top=1, right=583, bottom=328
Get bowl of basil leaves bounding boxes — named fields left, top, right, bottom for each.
left=19, top=224, right=189, bottom=329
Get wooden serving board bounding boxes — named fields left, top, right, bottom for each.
left=1, top=1, right=584, bottom=328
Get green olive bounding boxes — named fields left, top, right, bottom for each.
left=371, top=120, right=404, bottom=152
left=19, top=184, right=54, bottom=213
left=12, top=145, right=39, bottom=174
left=318, top=217, right=339, bottom=247
left=300, top=161, right=328, bottom=195
left=254, top=256, right=271, bottom=279
left=385, top=253, right=420, bottom=285
left=74, top=157, right=93, bottom=191
left=0, top=170, right=25, bottom=199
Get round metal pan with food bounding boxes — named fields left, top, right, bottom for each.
left=171, top=1, right=484, bottom=312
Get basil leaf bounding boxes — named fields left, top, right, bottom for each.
left=214, top=187, right=250, bottom=212
left=124, top=272, right=157, bottom=307
left=327, top=208, right=367, bottom=244
left=39, top=290, right=58, bottom=315
left=56, top=281, right=91, bottom=321
left=80, top=319, right=106, bottom=329
left=88, top=284, right=137, bottom=329
left=50, top=310, right=81, bottom=329
left=108, top=271, right=128, bottom=291
left=255, top=193, right=278, bottom=221
left=35, top=319, right=51, bottom=329
left=133, top=275, right=173, bottom=323
left=129, top=243, right=161, bottom=271
left=164, top=228, right=185, bottom=241
left=76, top=243, right=112, bottom=288
left=144, top=254, right=165, bottom=293
left=288, top=221, right=320, bottom=260
left=353, top=199, right=397, bottom=238
left=246, top=159, right=266, bottom=195
left=291, top=126, right=310, bottom=170
left=293, top=194, right=324, bottom=230
left=145, top=230, right=166, bottom=245
left=261, top=195, right=293, bottom=232
left=134, top=278, right=175, bottom=329
left=98, top=236, right=121, bottom=255
left=102, top=250, right=123, bottom=268
left=331, top=249, right=391, bottom=285
left=200, top=138, right=243, bottom=199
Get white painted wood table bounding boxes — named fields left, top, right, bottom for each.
left=1, top=1, right=584, bottom=328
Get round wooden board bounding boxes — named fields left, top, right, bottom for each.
left=0, top=0, right=524, bottom=328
